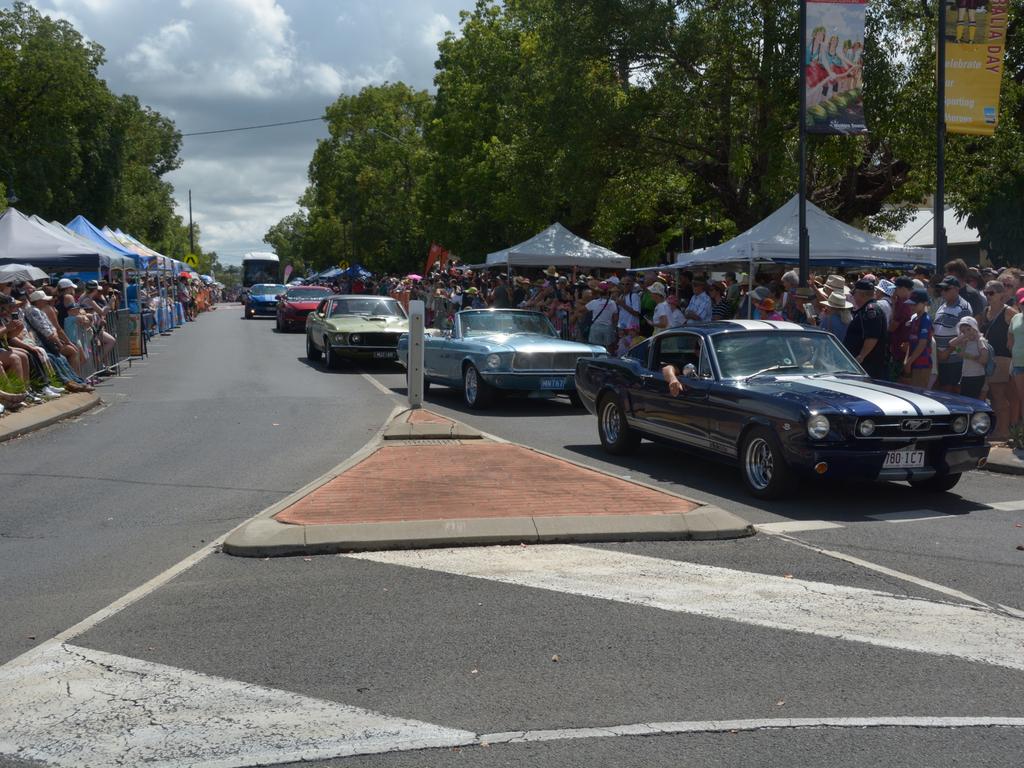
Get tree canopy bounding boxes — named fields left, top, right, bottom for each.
left=0, top=2, right=200, bottom=260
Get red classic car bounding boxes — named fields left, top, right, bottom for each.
left=276, top=286, right=334, bottom=332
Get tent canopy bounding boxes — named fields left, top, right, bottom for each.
left=67, top=215, right=141, bottom=263
left=486, top=223, right=630, bottom=269
left=672, top=196, right=934, bottom=271
left=0, top=208, right=132, bottom=271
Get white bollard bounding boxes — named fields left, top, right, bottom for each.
left=408, top=300, right=425, bottom=409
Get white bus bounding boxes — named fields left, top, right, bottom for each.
left=241, top=252, right=280, bottom=288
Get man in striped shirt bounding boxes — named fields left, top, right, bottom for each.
left=933, top=276, right=972, bottom=393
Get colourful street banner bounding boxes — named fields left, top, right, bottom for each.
left=805, top=0, right=867, bottom=135
left=945, top=0, right=1008, bottom=135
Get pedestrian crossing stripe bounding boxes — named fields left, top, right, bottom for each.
left=351, top=544, right=1024, bottom=672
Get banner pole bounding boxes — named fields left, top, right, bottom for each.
left=935, top=0, right=947, bottom=274
left=798, top=0, right=810, bottom=288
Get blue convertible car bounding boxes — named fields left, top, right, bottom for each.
left=575, top=320, right=993, bottom=499
left=397, top=309, right=607, bottom=409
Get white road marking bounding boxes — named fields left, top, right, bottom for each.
left=0, top=643, right=474, bottom=768
left=351, top=545, right=1024, bottom=671
left=360, top=370, right=401, bottom=398
left=867, top=509, right=956, bottom=523
left=755, top=520, right=844, bottom=534
left=764, top=532, right=994, bottom=609
left=480, top=717, right=1024, bottom=744
left=986, top=499, right=1024, bottom=511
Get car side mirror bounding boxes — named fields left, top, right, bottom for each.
left=682, top=363, right=699, bottom=379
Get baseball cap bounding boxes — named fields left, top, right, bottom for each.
left=57, top=278, right=75, bottom=289
left=876, top=279, right=896, bottom=297
left=909, top=289, right=929, bottom=304
left=853, top=279, right=876, bottom=292
left=85, top=280, right=99, bottom=289
left=893, top=276, right=914, bottom=290
left=29, top=290, right=51, bottom=302
left=938, top=276, right=961, bottom=289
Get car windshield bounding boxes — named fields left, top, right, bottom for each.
left=285, top=288, right=331, bottom=299
left=329, top=298, right=406, bottom=318
left=459, top=311, right=557, bottom=338
left=711, top=332, right=863, bottom=379
left=252, top=284, right=285, bottom=295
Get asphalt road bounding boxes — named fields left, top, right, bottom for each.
left=2, top=310, right=1022, bottom=768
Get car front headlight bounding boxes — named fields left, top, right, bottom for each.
left=970, top=412, right=991, bottom=435
left=807, top=414, right=830, bottom=440
left=349, top=333, right=362, bottom=344
left=951, top=415, right=969, bottom=434
left=486, top=353, right=503, bottom=369
left=331, top=332, right=347, bottom=343
left=858, top=418, right=876, bottom=437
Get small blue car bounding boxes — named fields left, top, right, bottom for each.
left=245, top=283, right=286, bottom=318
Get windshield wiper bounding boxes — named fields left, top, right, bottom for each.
left=745, top=364, right=802, bottom=379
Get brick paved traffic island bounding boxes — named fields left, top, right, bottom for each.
left=274, top=443, right=698, bottom=526
left=223, top=409, right=752, bottom=556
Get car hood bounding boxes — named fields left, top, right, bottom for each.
left=283, top=299, right=325, bottom=309
left=323, top=315, right=409, bottom=332
left=736, top=374, right=984, bottom=418
left=461, top=333, right=605, bottom=355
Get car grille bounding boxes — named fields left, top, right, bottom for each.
left=512, top=351, right=592, bottom=371
left=350, top=332, right=400, bottom=348
left=854, top=417, right=965, bottom=439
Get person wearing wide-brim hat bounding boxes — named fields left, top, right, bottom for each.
left=816, top=274, right=848, bottom=300
left=543, top=266, right=559, bottom=278
left=815, top=287, right=854, bottom=341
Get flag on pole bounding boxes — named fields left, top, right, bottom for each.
left=944, top=0, right=1007, bottom=135
left=425, top=243, right=449, bottom=275
left=804, top=0, right=868, bottom=135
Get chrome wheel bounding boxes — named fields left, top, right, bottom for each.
left=744, top=437, right=773, bottom=491
left=601, top=400, right=621, bottom=444
left=465, top=366, right=479, bottom=405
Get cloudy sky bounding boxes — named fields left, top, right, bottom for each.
left=17, top=0, right=469, bottom=264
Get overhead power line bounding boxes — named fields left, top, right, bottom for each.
left=182, top=116, right=326, bottom=137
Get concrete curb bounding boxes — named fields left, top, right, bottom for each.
left=982, top=446, right=1024, bottom=476
left=0, top=393, right=102, bottom=444
left=223, top=408, right=753, bottom=558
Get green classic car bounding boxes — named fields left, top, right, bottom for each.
left=305, top=294, right=409, bottom=368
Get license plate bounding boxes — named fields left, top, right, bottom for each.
left=540, top=377, right=568, bottom=389
left=373, top=350, right=396, bottom=359
left=883, top=448, right=925, bottom=469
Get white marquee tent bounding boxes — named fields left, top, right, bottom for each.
left=672, top=196, right=934, bottom=271
left=484, top=223, right=631, bottom=270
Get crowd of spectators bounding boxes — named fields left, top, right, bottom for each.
left=0, top=271, right=220, bottom=418
left=301, top=256, right=1024, bottom=442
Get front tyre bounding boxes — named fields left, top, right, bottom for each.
left=463, top=365, right=494, bottom=409
left=306, top=333, right=322, bottom=361
left=568, top=391, right=584, bottom=409
left=324, top=339, right=340, bottom=370
left=740, top=427, right=795, bottom=499
left=597, top=395, right=640, bottom=455
left=909, top=472, right=962, bottom=493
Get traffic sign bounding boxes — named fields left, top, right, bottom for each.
left=184, top=254, right=199, bottom=268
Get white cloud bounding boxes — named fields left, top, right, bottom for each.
left=16, top=0, right=470, bottom=262
left=420, top=12, right=451, bottom=48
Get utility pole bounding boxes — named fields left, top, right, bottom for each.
left=798, top=0, right=810, bottom=288
left=934, top=2, right=948, bottom=273
left=188, top=189, right=195, bottom=254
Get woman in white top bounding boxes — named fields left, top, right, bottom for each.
left=650, top=284, right=685, bottom=329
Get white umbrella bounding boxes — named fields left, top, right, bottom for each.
left=0, top=263, right=49, bottom=283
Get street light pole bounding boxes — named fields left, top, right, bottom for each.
left=798, top=0, right=811, bottom=288
left=188, top=189, right=195, bottom=254
left=935, top=1, right=948, bottom=273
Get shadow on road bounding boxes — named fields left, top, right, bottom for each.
left=389, top=382, right=586, bottom=417
left=561, top=441, right=989, bottom=523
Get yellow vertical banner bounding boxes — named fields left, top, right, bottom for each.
left=945, top=0, right=1008, bottom=135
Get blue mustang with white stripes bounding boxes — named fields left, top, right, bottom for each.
left=575, top=320, right=993, bottom=499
